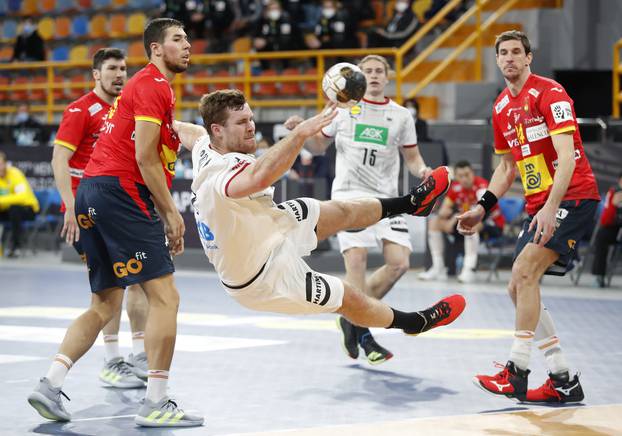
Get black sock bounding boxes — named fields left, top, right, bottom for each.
left=379, top=196, right=414, bottom=219
left=387, top=308, right=429, bottom=333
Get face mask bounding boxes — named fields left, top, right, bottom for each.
left=407, top=106, right=417, bottom=117
left=322, top=8, right=336, bottom=19
left=395, top=2, right=409, bottom=13
left=267, top=10, right=281, bottom=21
left=22, top=23, right=35, bottom=35
left=15, top=112, right=29, bottom=123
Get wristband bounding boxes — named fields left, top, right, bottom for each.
left=477, top=190, right=498, bottom=214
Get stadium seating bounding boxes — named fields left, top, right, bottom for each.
left=109, top=14, right=126, bottom=37
left=72, top=15, right=89, bottom=38
left=55, top=16, right=71, bottom=39
left=2, top=19, right=17, bottom=39
left=69, top=44, right=89, bottom=61
left=38, top=17, right=55, bottom=40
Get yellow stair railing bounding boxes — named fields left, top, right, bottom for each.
left=402, top=0, right=520, bottom=99
left=613, top=38, right=622, bottom=118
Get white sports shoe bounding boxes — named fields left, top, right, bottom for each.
left=458, top=268, right=476, bottom=283
left=135, top=397, right=204, bottom=427
left=418, top=267, right=448, bottom=281
left=99, top=357, right=145, bottom=388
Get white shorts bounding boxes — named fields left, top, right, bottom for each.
left=224, top=198, right=344, bottom=315
left=337, top=215, right=413, bottom=253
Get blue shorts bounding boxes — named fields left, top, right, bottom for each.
left=75, top=176, right=175, bottom=292
left=514, top=199, right=599, bottom=276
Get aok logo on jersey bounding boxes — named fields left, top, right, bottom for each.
left=517, top=154, right=553, bottom=195
left=354, top=124, right=388, bottom=146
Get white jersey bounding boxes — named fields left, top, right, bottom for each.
left=321, top=98, right=418, bottom=200
left=191, top=136, right=297, bottom=285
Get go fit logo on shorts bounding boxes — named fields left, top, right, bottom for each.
left=113, top=258, right=143, bottom=278
left=77, top=214, right=95, bottom=229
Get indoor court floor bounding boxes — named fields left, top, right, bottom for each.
left=1, top=255, right=621, bottom=435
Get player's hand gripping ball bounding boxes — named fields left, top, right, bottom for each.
left=322, top=62, right=367, bottom=108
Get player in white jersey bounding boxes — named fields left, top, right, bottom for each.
left=284, top=55, right=433, bottom=364
left=173, top=89, right=464, bottom=353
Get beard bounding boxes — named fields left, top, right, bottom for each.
left=163, top=55, right=188, bottom=74
left=101, top=83, right=122, bottom=98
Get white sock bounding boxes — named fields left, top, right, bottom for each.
left=509, top=330, right=534, bottom=371
left=46, top=354, right=73, bottom=388
left=146, top=370, right=169, bottom=403
left=462, top=233, right=479, bottom=271
left=428, top=230, right=445, bottom=270
left=132, top=331, right=145, bottom=355
left=535, top=304, right=569, bottom=376
left=103, top=334, right=121, bottom=361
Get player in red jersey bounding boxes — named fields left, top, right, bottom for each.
left=458, top=30, right=600, bottom=404
left=51, top=48, right=148, bottom=389
left=419, top=160, right=505, bottom=283
left=29, top=19, right=203, bottom=427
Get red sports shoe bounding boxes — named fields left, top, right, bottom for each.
left=525, top=373, right=584, bottom=404
left=405, top=294, right=466, bottom=336
left=409, top=166, right=451, bottom=216
left=473, top=361, right=529, bottom=400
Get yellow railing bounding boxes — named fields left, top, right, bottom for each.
left=404, top=0, right=519, bottom=99
left=613, top=38, right=622, bottom=118
left=0, top=0, right=517, bottom=121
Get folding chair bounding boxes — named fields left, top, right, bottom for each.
left=25, top=189, right=63, bottom=254
left=484, top=197, right=525, bottom=282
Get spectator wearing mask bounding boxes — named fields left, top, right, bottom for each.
left=0, top=151, right=39, bottom=258
left=591, top=172, right=622, bottom=287
left=305, top=0, right=358, bottom=50
left=11, top=17, right=45, bottom=62
left=203, top=0, right=238, bottom=52
left=253, top=0, right=302, bottom=69
left=404, top=97, right=429, bottom=141
left=12, top=103, right=45, bottom=146
left=369, top=0, right=418, bottom=48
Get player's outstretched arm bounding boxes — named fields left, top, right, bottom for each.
left=173, top=120, right=208, bottom=151
left=227, top=103, right=337, bottom=198
left=283, top=113, right=333, bottom=155
left=457, top=153, right=515, bottom=235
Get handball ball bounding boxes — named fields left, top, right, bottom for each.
left=322, top=62, right=367, bottom=108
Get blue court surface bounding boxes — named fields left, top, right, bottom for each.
left=1, top=255, right=621, bottom=435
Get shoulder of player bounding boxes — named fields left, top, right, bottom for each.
left=531, top=74, right=566, bottom=94
left=64, top=91, right=94, bottom=112
left=473, top=175, right=488, bottom=187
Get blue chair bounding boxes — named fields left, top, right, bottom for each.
left=52, top=46, right=70, bottom=61
left=25, top=188, right=63, bottom=254
left=2, top=19, right=17, bottom=39
left=8, top=0, right=22, bottom=13
left=484, top=197, right=525, bottom=282
left=72, top=15, right=89, bottom=37
left=93, top=0, right=112, bottom=8
left=55, top=0, right=74, bottom=12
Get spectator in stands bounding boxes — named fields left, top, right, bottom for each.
left=591, top=172, right=622, bottom=287
left=161, top=0, right=207, bottom=38
left=419, top=160, right=505, bottom=283
left=305, top=0, right=358, bottom=50
left=369, top=0, right=419, bottom=48
left=252, top=0, right=302, bottom=69
left=233, top=0, right=264, bottom=37
left=404, top=97, right=429, bottom=141
left=0, top=151, right=39, bottom=258
left=12, top=103, right=45, bottom=146
left=203, top=0, right=238, bottom=52
left=11, top=17, right=45, bottom=62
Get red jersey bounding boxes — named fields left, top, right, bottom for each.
left=54, top=91, right=111, bottom=195
left=600, top=186, right=622, bottom=227
left=84, top=63, right=180, bottom=188
left=492, top=74, right=599, bottom=215
left=446, top=175, right=505, bottom=229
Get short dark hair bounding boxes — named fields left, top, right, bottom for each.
left=494, top=30, right=531, bottom=55
left=143, top=18, right=184, bottom=58
left=454, top=160, right=472, bottom=171
left=92, top=48, right=125, bottom=70
left=199, top=90, right=247, bottom=137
